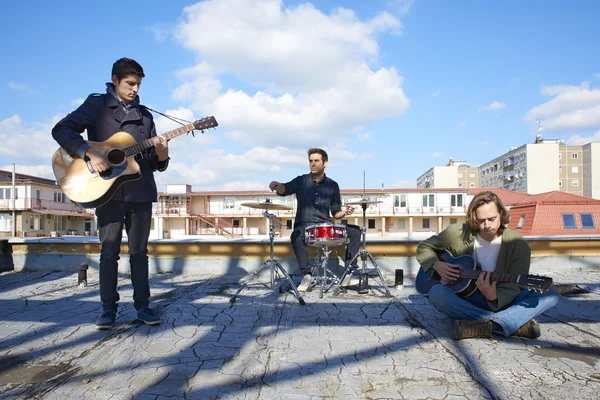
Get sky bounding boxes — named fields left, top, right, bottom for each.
left=1, top=0, right=599, bottom=192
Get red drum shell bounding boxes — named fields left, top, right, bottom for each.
left=305, top=223, right=347, bottom=247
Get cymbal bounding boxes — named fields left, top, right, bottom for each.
left=240, top=201, right=292, bottom=210
left=346, top=198, right=382, bottom=206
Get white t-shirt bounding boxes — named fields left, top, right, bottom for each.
left=473, top=234, right=502, bottom=272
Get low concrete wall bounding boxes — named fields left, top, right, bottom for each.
left=7, top=235, right=600, bottom=277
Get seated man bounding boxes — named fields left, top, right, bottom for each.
left=269, top=148, right=360, bottom=291
left=415, top=191, right=559, bottom=340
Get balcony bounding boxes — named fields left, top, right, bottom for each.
left=0, top=198, right=92, bottom=215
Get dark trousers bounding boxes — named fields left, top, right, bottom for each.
left=291, top=224, right=361, bottom=275
left=96, top=201, right=152, bottom=312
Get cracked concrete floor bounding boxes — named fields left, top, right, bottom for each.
left=0, top=268, right=598, bottom=399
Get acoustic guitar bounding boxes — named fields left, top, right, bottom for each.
left=415, top=250, right=553, bottom=297
left=52, top=116, right=218, bottom=208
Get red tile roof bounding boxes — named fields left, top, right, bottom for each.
left=508, top=191, right=600, bottom=236
left=468, top=188, right=531, bottom=206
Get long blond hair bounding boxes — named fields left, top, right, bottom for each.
left=466, top=191, right=510, bottom=234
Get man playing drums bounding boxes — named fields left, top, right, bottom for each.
left=269, top=148, right=361, bottom=291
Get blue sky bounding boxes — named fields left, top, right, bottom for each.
left=1, top=0, right=599, bottom=191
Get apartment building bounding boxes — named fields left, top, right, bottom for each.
left=0, top=170, right=95, bottom=238
left=416, top=158, right=479, bottom=189
left=151, top=185, right=527, bottom=240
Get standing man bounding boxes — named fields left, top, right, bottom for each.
left=416, top=191, right=559, bottom=340
left=52, top=58, right=169, bottom=330
left=269, top=148, right=360, bottom=291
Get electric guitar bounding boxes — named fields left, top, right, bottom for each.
left=52, top=116, right=218, bottom=208
left=415, top=250, right=553, bottom=297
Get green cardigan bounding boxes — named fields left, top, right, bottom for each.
left=415, top=223, right=532, bottom=310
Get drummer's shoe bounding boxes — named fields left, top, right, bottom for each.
left=297, top=274, right=313, bottom=292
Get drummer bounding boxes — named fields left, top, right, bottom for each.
left=269, top=148, right=361, bottom=291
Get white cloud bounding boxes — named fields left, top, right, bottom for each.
left=595, top=73, right=600, bottom=79
left=477, top=101, right=505, bottom=112
left=432, top=151, right=443, bottom=157
left=566, top=131, right=600, bottom=145
left=390, top=179, right=415, bottom=188
left=357, top=132, right=372, bottom=141
left=171, top=0, right=409, bottom=147
left=432, top=90, right=441, bottom=97
left=388, top=0, right=415, bottom=16
left=8, top=81, right=33, bottom=93
left=0, top=114, right=61, bottom=163
left=458, top=120, right=467, bottom=128
left=0, top=164, right=54, bottom=180
left=71, top=98, right=84, bottom=108
left=524, top=82, right=600, bottom=131
left=146, top=24, right=169, bottom=41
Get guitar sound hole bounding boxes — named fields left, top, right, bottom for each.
left=107, top=149, right=125, bottom=165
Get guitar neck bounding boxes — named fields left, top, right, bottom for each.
left=458, top=269, right=523, bottom=284
left=123, top=122, right=196, bottom=157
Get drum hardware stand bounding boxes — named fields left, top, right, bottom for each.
left=230, top=209, right=305, bottom=305
left=311, top=244, right=344, bottom=299
left=338, top=188, right=393, bottom=297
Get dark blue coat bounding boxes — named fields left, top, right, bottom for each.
left=52, top=92, right=168, bottom=203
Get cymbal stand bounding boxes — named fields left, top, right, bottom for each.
left=230, top=211, right=306, bottom=305
left=345, top=203, right=393, bottom=297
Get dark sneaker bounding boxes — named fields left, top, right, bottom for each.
left=453, top=319, right=493, bottom=340
left=96, top=311, right=116, bottom=330
left=137, top=307, right=161, bottom=325
left=512, top=319, right=541, bottom=339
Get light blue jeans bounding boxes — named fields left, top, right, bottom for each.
left=428, top=284, right=559, bottom=336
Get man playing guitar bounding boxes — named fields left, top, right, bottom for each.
left=416, top=191, right=559, bottom=340
left=52, top=58, right=168, bottom=329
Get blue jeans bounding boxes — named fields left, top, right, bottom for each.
left=428, top=284, right=559, bottom=336
left=96, top=201, right=153, bottom=313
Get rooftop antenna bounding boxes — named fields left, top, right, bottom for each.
left=535, top=117, right=543, bottom=143
left=361, top=170, right=366, bottom=198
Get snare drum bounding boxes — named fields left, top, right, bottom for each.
left=305, top=223, right=347, bottom=247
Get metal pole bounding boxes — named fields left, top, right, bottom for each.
left=11, top=164, right=16, bottom=238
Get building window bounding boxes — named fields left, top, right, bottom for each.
left=558, top=153, right=562, bottom=159
left=223, top=197, right=235, bottom=209
left=0, top=213, right=11, bottom=231
left=469, top=173, right=475, bottom=178
left=572, top=166, right=579, bottom=173
left=422, top=194, right=435, bottom=207
left=232, top=220, right=240, bottom=227
left=398, top=219, right=405, bottom=229
left=451, top=194, right=463, bottom=207
left=3, top=189, right=11, bottom=199
left=394, top=194, right=407, bottom=208
left=340, top=219, right=348, bottom=226
left=580, top=214, right=595, bottom=229
left=470, top=183, right=475, bottom=188
left=572, top=180, right=579, bottom=187
left=571, top=153, right=579, bottom=159
left=458, top=183, right=463, bottom=188
left=368, top=219, right=376, bottom=229
left=450, top=218, right=458, bottom=224
left=286, top=220, right=293, bottom=229
left=516, top=214, right=526, bottom=230
left=458, top=172, right=463, bottom=178
left=559, top=181, right=562, bottom=187
left=422, top=219, right=430, bottom=229
left=54, top=192, right=67, bottom=203
left=53, top=215, right=67, bottom=231
left=559, top=167, right=562, bottom=173
left=562, top=214, right=577, bottom=229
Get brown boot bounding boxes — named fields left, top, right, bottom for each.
left=453, top=319, right=493, bottom=340
left=512, top=319, right=541, bottom=339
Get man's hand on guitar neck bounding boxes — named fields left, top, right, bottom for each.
left=432, top=260, right=460, bottom=284
left=155, top=136, right=169, bottom=161
left=85, top=148, right=109, bottom=173
left=477, top=271, right=498, bottom=302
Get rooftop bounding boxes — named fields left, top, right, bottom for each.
left=0, top=264, right=598, bottom=399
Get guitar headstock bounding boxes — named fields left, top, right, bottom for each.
left=193, top=116, right=218, bottom=131
left=522, top=275, right=553, bottom=292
